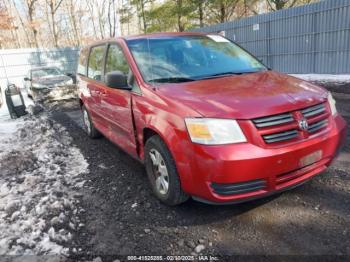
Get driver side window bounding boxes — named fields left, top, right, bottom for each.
left=88, top=45, right=105, bottom=81
left=105, top=44, right=129, bottom=75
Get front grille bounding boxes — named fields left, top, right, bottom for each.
left=252, top=113, right=294, bottom=128
left=262, top=130, right=298, bottom=144
left=276, top=158, right=327, bottom=186
left=301, top=103, right=326, bottom=118
left=308, top=119, right=328, bottom=133
left=252, top=103, right=329, bottom=145
left=211, top=179, right=267, bottom=196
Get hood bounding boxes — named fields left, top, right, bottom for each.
left=33, top=75, right=71, bottom=87
left=155, top=71, right=328, bottom=119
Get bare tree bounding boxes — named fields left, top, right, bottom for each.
left=45, top=0, right=63, bottom=47
left=119, top=0, right=133, bottom=35
left=24, top=0, right=39, bottom=47
left=96, top=0, right=108, bottom=39
left=64, top=0, right=81, bottom=46
left=0, top=0, right=14, bottom=48
left=2, top=0, right=22, bottom=48
left=86, top=0, right=99, bottom=39
left=108, top=0, right=117, bottom=37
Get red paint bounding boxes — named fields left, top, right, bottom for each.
left=78, top=33, right=347, bottom=204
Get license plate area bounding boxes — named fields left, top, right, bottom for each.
left=299, top=150, right=322, bottom=167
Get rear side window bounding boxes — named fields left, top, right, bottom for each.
left=87, top=45, right=105, bottom=81
left=105, top=44, right=129, bottom=75
left=77, top=47, right=89, bottom=76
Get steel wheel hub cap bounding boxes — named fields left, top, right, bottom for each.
left=149, top=149, right=169, bottom=195
left=83, top=110, right=91, bottom=134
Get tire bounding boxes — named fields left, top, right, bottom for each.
left=26, top=87, right=32, bottom=98
left=82, top=105, right=101, bottom=138
left=144, top=135, right=189, bottom=206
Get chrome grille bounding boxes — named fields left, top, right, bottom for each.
left=252, top=113, right=294, bottom=128
left=308, top=119, right=328, bottom=133
left=301, top=103, right=326, bottom=118
left=252, top=103, right=329, bottom=145
left=262, top=130, right=298, bottom=144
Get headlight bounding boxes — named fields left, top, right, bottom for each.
left=65, top=79, right=73, bottom=85
left=327, top=92, right=337, bottom=116
left=185, top=118, right=247, bottom=145
left=56, top=79, right=73, bottom=87
left=32, top=83, right=47, bottom=89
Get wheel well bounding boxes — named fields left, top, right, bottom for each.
left=79, top=99, right=83, bottom=108
left=143, top=128, right=159, bottom=146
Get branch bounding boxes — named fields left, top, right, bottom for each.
left=289, top=0, right=298, bottom=8
left=266, top=0, right=276, bottom=11
left=53, top=0, right=64, bottom=13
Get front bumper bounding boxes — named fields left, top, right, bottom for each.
left=178, top=114, right=347, bottom=204
left=32, top=84, right=77, bottom=101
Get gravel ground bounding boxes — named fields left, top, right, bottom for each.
left=49, top=89, right=350, bottom=260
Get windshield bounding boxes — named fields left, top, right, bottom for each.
left=32, top=67, right=62, bottom=78
left=126, top=35, right=266, bottom=83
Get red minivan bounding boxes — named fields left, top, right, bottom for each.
left=77, top=32, right=346, bottom=205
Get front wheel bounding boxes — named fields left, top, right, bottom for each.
left=82, top=105, right=101, bottom=138
left=145, top=135, right=189, bottom=206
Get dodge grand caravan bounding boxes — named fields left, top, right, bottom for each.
left=77, top=32, right=346, bottom=205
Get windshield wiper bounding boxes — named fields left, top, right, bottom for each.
left=198, top=69, right=264, bottom=80
left=148, top=77, right=196, bottom=83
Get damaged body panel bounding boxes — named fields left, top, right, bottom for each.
left=24, top=66, right=77, bottom=102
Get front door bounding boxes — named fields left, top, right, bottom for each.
left=100, top=43, right=137, bottom=156
left=86, top=44, right=106, bottom=129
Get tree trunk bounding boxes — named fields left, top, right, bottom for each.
left=13, top=2, right=31, bottom=47
left=87, top=0, right=98, bottom=38
left=65, top=0, right=80, bottom=46
left=27, top=0, right=39, bottom=48
left=50, top=8, right=58, bottom=47
left=198, top=1, right=204, bottom=27
left=47, top=0, right=63, bottom=47
left=177, top=0, right=184, bottom=32
left=140, top=0, right=147, bottom=32
left=5, top=0, right=21, bottom=48
left=107, top=0, right=116, bottom=37
left=96, top=0, right=107, bottom=39
left=220, top=0, right=225, bottom=23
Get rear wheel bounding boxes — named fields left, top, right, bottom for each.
left=82, top=105, right=101, bottom=138
left=145, top=135, right=189, bottom=206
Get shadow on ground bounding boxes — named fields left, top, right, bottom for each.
left=50, top=94, right=350, bottom=257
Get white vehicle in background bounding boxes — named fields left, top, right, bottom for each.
left=24, top=66, right=76, bottom=101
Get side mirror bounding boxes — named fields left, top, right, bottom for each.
left=105, top=71, right=131, bottom=90
left=24, top=77, right=30, bottom=81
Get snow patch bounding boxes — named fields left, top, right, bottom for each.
left=0, top=114, right=88, bottom=255
left=291, top=74, right=350, bottom=85
left=32, top=85, right=77, bottom=104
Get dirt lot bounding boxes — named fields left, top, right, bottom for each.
left=50, top=88, right=350, bottom=260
